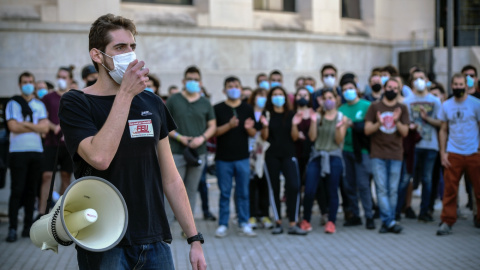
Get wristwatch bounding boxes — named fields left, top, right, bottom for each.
left=187, top=232, right=204, bottom=244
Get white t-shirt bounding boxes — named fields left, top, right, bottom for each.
left=438, top=95, right=480, bottom=155
left=5, top=97, right=47, bottom=152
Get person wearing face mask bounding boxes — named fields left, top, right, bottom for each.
left=365, top=79, right=409, bottom=234
left=37, top=66, right=76, bottom=221
left=35, top=80, right=48, bottom=99
left=461, top=65, right=480, bottom=99
left=165, top=65, right=216, bottom=228
left=381, top=65, right=413, bottom=98
left=5, top=72, right=49, bottom=242
left=312, top=64, right=344, bottom=110
left=213, top=76, right=256, bottom=238
left=364, top=74, right=383, bottom=102
left=81, top=64, right=98, bottom=88
left=338, top=80, right=375, bottom=230
left=261, top=86, right=307, bottom=235
left=300, top=89, right=347, bottom=234
left=59, top=15, right=206, bottom=269
left=256, top=72, right=269, bottom=90
left=246, top=88, right=273, bottom=230
left=268, top=70, right=283, bottom=89
left=145, top=74, right=161, bottom=97
left=400, top=69, right=442, bottom=223
left=436, top=74, right=480, bottom=236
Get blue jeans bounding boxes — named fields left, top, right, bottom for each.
left=303, top=156, right=343, bottom=223
left=371, top=158, right=402, bottom=227
left=216, top=158, right=250, bottom=227
left=77, top=241, right=174, bottom=270
left=343, top=151, right=373, bottom=219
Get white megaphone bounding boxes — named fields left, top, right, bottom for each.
left=30, top=176, right=128, bottom=253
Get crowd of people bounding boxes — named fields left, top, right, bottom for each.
left=3, top=59, right=480, bottom=243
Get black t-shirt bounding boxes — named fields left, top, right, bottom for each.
left=59, top=90, right=177, bottom=246
left=265, top=111, right=295, bottom=158
left=214, top=101, right=254, bottom=161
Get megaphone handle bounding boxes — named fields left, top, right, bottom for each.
left=51, top=206, right=73, bottom=246
left=45, top=145, right=61, bottom=214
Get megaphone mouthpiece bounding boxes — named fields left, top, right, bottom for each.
left=64, top=208, right=98, bottom=236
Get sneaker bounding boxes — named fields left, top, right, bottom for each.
left=21, top=228, right=30, bottom=238
left=344, top=216, right=362, bottom=226
left=418, top=213, right=434, bottom=223
left=379, top=224, right=389, bottom=233
left=249, top=217, right=258, bottom=230
left=203, top=212, right=217, bottom=221
left=6, top=229, right=17, bottom=243
left=215, top=225, right=228, bottom=238
left=405, top=207, right=417, bottom=219
left=261, top=216, right=274, bottom=229
left=366, top=218, right=376, bottom=230
left=325, top=221, right=336, bottom=234
left=436, top=222, right=452, bottom=236
left=299, top=220, right=312, bottom=232
left=288, top=225, right=308, bottom=235
left=239, top=224, right=257, bottom=237
left=272, top=223, right=284, bottom=235
left=379, top=223, right=402, bottom=234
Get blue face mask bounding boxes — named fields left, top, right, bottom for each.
left=21, top=84, right=35, bottom=96
left=226, top=88, right=241, bottom=99
left=270, top=81, right=282, bottom=88
left=185, top=80, right=200, bottom=93
left=381, top=76, right=389, bottom=86
left=37, top=88, right=48, bottom=99
left=467, top=75, right=475, bottom=88
left=259, top=80, right=269, bottom=90
left=343, top=89, right=357, bottom=102
left=256, top=96, right=267, bottom=108
left=305, top=85, right=314, bottom=93
left=272, top=95, right=285, bottom=107
left=426, top=81, right=432, bottom=88
left=144, top=87, right=154, bottom=93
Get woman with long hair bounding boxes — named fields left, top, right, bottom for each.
left=261, top=86, right=307, bottom=235
left=301, top=89, right=347, bottom=234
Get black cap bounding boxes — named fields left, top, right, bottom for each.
left=81, top=65, right=97, bottom=79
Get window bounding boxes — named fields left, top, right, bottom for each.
left=122, top=0, right=192, bottom=5
left=342, top=0, right=361, bottom=19
left=254, top=0, right=295, bottom=12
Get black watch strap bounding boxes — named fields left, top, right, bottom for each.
left=187, top=232, right=204, bottom=244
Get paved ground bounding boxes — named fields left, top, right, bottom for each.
left=0, top=173, right=479, bottom=270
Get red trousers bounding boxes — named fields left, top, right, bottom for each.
left=441, top=152, right=480, bottom=226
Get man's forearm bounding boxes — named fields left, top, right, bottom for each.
left=164, top=176, right=198, bottom=237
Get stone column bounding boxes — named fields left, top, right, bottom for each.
left=196, top=0, right=253, bottom=29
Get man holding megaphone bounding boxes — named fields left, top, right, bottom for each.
left=54, top=14, right=206, bottom=270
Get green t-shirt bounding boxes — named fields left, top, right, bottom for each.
left=339, top=99, right=370, bottom=153
left=165, top=93, right=216, bottom=155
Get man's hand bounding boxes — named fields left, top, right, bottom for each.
left=244, top=118, right=254, bottom=130
left=119, top=59, right=149, bottom=97
left=419, top=107, right=427, bottom=120
left=178, top=135, right=193, bottom=146
left=376, top=111, right=385, bottom=125
left=393, top=107, right=402, bottom=122
left=228, top=116, right=239, bottom=129
left=440, top=152, right=451, bottom=168
left=189, top=242, right=207, bottom=270
left=189, top=136, right=205, bottom=149
left=54, top=124, right=61, bottom=135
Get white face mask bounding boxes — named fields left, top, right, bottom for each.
left=100, top=50, right=137, bottom=85
left=323, top=76, right=336, bottom=88
left=57, top=78, right=68, bottom=90
left=414, top=78, right=426, bottom=91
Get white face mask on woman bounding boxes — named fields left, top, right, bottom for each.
left=99, top=50, right=137, bottom=84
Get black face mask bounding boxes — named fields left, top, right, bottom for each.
left=296, top=97, right=308, bottom=107
left=384, top=90, right=397, bottom=101
left=86, top=79, right=97, bottom=87
left=372, top=83, right=382, bottom=93
left=452, top=88, right=465, bottom=98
